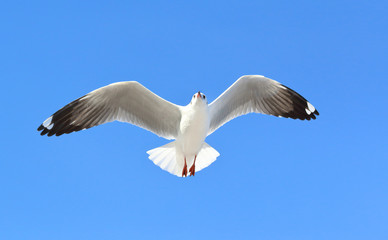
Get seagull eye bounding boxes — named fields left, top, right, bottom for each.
left=203, top=95, right=206, bottom=99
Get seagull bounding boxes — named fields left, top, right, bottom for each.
left=38, top=75, right=319, bottom=177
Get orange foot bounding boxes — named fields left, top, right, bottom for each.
left=189, top=155, right=197, bottom=176
left=182, top=157, right=188, bottom=177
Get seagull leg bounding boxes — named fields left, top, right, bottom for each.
left=182, top=157, right=188, bottom=177
left=189, top=155, right=197, bottom=176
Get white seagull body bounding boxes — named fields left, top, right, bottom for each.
left=38, top=75, right=319, bottom=177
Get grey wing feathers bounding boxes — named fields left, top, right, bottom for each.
left=37, top=81, right=182, bottom=139
left=208, top=75, right=319, bottom=135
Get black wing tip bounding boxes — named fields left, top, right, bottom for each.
left=37, top=119, right=86, bottom=136
left=37, top=125, right=44, bottom=131
left=37, top=96, right=87, bottom=137
left=294, top=109, right=319, bottom=121
left=278, top=106, right=319, bottom=121
left=300, top=108, right=319, bottom=121
left=40, top=128, right=49, bottom=136
left=37, top=123, right=81, bottom=137
left=37, top=124, right=49, bottom=136
left=280, top=84, right=319, bottom=121
left=37, top=124, right=54, bottom=136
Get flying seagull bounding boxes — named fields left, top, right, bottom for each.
left=38, top=75, right=319, bottom=177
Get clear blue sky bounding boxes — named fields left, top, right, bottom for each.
left=1, top=1, right=387, bottom=239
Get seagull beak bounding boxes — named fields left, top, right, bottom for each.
left=197, top=91, right=201, bottom=98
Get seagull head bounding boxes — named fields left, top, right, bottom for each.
left=191, top=91, right=207, bottom=105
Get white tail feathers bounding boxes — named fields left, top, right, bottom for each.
left=195, top=143, right=220, bottom=172
left=146, top=141, right=220, bottom=177
left=147, top=142, right=180, bottom=176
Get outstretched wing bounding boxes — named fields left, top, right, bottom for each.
left=38, top=81, right=182, bottom=139
left=208, top=75, right=319, bottom=135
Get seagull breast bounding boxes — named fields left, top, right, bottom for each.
left=177, top=103, right=210, bottom=156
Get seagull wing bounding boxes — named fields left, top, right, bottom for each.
left=208, top=75, right=319, bottom=135
left=38, top=81, right=182, bottom=139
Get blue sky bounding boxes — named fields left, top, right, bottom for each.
left=1, top=0, right=387, bottom=239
